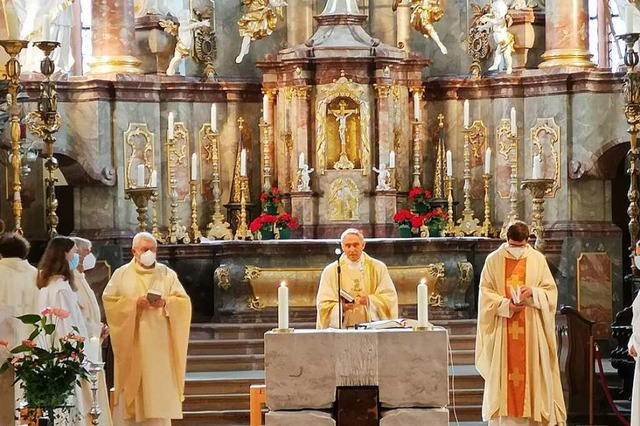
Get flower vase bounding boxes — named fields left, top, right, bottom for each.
left=278, top=228, right=292, bottom=239
left=398, top=224, right=412, bottom=238
left=260, top=229, right=275, bottom=240
left=265, top=205, right=279, bottom=215
left=427, top=223, right=442, bottom=237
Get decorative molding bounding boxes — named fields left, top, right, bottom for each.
left=530, top=117, right=561, bottom=197
left=215, top=266, right=230, bottom=290
left=123, top=123, right=155, bottom=189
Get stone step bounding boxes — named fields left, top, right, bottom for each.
left=449, top=389, right=484, bottom=406
left=449, top=334, right=476, bottom=351
left=449, top=405, right=483, bottom=422
left=183, top=393, right=250, bottom=411
left=174, top=409, right=250, bottom=425
left=188, top=339, right=265, bottom=356
left=187, top=354, right=265, bottom=372
left=185, top=376, right=264, bottom=395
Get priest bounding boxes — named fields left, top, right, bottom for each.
left=103, top=232, right=192, bottom=425
left=316, top=228, right=398, bottom=329
left=475, top=221, right=566, bottom=425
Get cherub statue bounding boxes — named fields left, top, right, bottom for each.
left=372, top=164, right=392, bottom=191
left=297, top=163, right=314, bottom=192
left=477, top=0, right=514, bottom=74
left=235, top=0, right=287, bottom=64
left=397, top=0, right=448, bottom=55
left=162, top=10, right=210, bottom=76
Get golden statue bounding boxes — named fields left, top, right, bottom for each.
left=397, top=0, right=448, bottom=55
left=236, top=0, right=287, bottom=63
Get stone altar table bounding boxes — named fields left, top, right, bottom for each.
left=264, top=328, right=449, bottom=425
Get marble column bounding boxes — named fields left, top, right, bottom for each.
left=89, top=0, right=142, bottom=75
left=396, top=2, right=412, bottom=52
left=286, top=0, right=314, bottom=47
left=538, top=0, right=595, bottom=68
left=370, top=0, right=395, bottom=46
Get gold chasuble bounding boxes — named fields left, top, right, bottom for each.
left=316, top=253, right=398, bottom=329
left=475, top=243, right=566, bottom=426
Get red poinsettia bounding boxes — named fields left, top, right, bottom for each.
left=276, top=213, right=299, bottom=230
left=408, top=187, right=432, bottom=204
left=410, top=214, right=427, bottom=229
left=392, top=209, right=415, bottom=226
left=249, top=214, right=278, bottom=233
left=260, top=187, right=281, bottom=207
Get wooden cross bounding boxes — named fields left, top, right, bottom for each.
left=508, top=368, right=525, bottom=387
left=508, top=321, right=524, bottom=340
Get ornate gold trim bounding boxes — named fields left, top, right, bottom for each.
left=215, top=266, right=231, bottom=290
left=244, top=265, right=262, bottom=282
left=123, top=123, right=155, bottom=189
left=167, top=122, right=190, bottom=202
left=530, top=117, right=561, bottom=197
left=375, top=84, right=391, bottom=99
left=496, top=119, right=517, bottom=199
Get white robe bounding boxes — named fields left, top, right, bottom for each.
left=0, top=257, right=38, bottom=426
left=629, top=290, right=640, bottom=426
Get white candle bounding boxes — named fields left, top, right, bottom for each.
left=42, top=14, right=50, bottom=40
left=137, top=164, right=145, bottom=187
left=191, top=153, right=198, bottom=181
left=263, top=94, right=270, bottom=124
left=150, top=170, right=157, bottom=187
left=510, top=107, right=517, bottom=135
left=446, top=150, right=452, bottom=177
left=484, top=147, right=491, bottom=174
left=86, top=336, right=100, bottom=363
left=628, top=5, right=635, bottom=34
left=389, top=150, right=396, bottom=169
left=299, top=152, right=305, bottom=169
left=532, top=154, right=543, bottom=179
left=463, top=100, right=470, bottom=128
left=211, top=104, right=217, bottom=133
left=278, top=281, right=289, bottom=329
left=413, top=92, right=421, bottom=121
left=240, top=149, right=247, bottom=176
left=168, top=112, right=174, bottom=140
left=417, top=278, right=428, bottom=328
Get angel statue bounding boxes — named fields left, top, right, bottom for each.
left=297, top=163, right=314, bottom=192
left=394, top=0, right=448, bottom=55
left=477, top=0, right=515, bottom=74
left=372, top=164, right=392, bottom=191
left=235, top=0, right=287, bottom=64
left=162, top=10, right=210, bottom=76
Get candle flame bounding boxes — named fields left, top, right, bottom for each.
left=420, top=278, right=427, bottom=285
left=280, top=280, right=287, bottom=287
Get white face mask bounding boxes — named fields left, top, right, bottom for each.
left=139, top=250, right=156, bottom=267
left=82, top=253, right=96, bottom=271
left=635, top=255, right=640, bottom=269
left=506, top=247, right=525, bottom=259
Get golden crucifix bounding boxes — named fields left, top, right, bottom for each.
left=329, top=99, right=358, bottom=170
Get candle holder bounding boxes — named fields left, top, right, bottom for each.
left=86, top=361, right=105, bottom=425
left=521, top=178, right=555, bottom=252
left=412, top=324, right=433, bottom=331
left=260, top=120, right=272, bottom=191
left=1, top=40, right=30, bottom=234
left=433, top=114, right=446, bottom=198
left=411, top=120, right=423, bottom=188
left=149, top=191, right=165, bottom=243
left=455, top=125, right=480, bottom=236
left=189, top=180, right=202, bottom=243
left=165, top=177, right=190, bottom=244
left=271, top=327, right=295, bottom=333
left=500, top=127, right=520, bottom=239
left=480, top=173, right=494, bottom=237
left=124, top=187, right=155, bottom=232
left=234, top=176, right=253, bottom=240
left=444, top=175, right=456, bottom=236
left=203, top=126, right=233, bottom=240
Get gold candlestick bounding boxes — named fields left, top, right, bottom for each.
left=455, top=125, right=480, bottom=236
left=284, top=131, right=294, bottom=193
left=500, top=128, right=520, bottom=238
left=433, top=114, right=446, bottom=198
left=444, top=175, right=456, bottom=236
left=150, top=191, right=165, bottom=243
left=124, top=187, right=154, bottom=232
left=411, top=120, right=422, bottom=188
left=480, top=173, right=494, bottom=237
left=1, top=40, right=30, bottom=234
left=234, top=176, right=252, bottom=240
left=260, top=120, right=272, bottom=191
left=521, top=178, right=555, bottom=252
left=203, top=126, right=232, bottom=240
left=189, top=180, right=202, bottom=243
left=164, top=136, right=189, bottom=244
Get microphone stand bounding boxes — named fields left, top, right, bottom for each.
left=336, top=251, right=343, bottom=329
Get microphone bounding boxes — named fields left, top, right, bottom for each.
left=335, top=247, right=343, bottom=329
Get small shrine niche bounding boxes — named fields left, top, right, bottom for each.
left=326, top=97, right=362, bottom=170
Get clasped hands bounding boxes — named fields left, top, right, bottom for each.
left=137, top=296, right=166, bottom=310
left=341, top=295, right=368, bottom=312
left=509, top=285, right=532, bottom=314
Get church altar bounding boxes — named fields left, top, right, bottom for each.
left=264, top=328, right=449, bottom=425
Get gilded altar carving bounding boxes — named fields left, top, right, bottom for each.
left=329, top=178, right=360, bottom=221
left=215, top=266, right=231, bottom=290
left=530, top=117, right=561, bottom=197
left=123, top=123, right=155, bottom=189
left=167, top=122, right=190, bottom=202
left=496, top=119, right=517, bottom=199
left=315, top=75, right=371, bottom=175
left=467, top=120, right=487, bottom=200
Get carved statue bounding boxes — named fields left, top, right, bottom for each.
left=373, top=164, right=392, bottom=191
left=399, top=0, right=448, bottom=55
left=477, top=0, right=515, bottom=75
left=297, top=164, right=314, bottom=192
left=330, top=179, right=359, bottom=221
left=235, top=0, right=287, bottom=64
left=329, top=99, right=358, bottom=170
left=162, top=10, right=211, bottom=76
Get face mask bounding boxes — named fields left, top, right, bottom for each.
left=506, top=247, right=525, bottom=259
left=139, top=250, right=156, bottom=267
left=635, top=256, right=640, bottom=269
left=83, top=253, right=96, bottom=271
left=68, top=252, right=80, bottom=270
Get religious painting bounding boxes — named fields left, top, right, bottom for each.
left=123, top=123, right=155, bottom=189
left=496, top=119, right=516, bottom=198
left=466, top=120, right=487, bottom=200
left=166, top=122, right=191, bottom=202
left=329, top=178, right=360, bottom=221
left=577, top=252, right=612, bottom=339
left=530, top=117, right=561, bottom=197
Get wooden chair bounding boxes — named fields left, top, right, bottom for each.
left=250, top=384, right=266, bottom=426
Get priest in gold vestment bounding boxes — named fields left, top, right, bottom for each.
left=103, top=232, right=192, bottom=425
left=316, top=228, right=398, bottom=329
left=475, top=221, right=566, bottom=425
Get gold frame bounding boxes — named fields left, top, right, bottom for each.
left=166, top=122, right=190, bottom=202
left=530, top=117, right=561, bottom=197
left=123, top=123, right=155, bottom=189
left=496, top=118, right=517, bottom=199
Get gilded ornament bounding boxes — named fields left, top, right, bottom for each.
left=215, top=266, right=231, bottom=290
left=329, top=178, right=360, bottom=221
left=530, top=118, right=561, bottom=197
left=244, top=265, right=262, bottom=281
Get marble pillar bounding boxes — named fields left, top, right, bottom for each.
left=291, top=191, right=316, bottom=238
left=509, top=9, right=536, bottom=69
left=89, top=0, right=142, bottom=75
left=286, top=0, right=314, bottom=47
left=396, top=2, right=412, bottom=51
left=538, top=0, right=595, bottom=68
left=370, top=0, right=396, bottom=47
left=374, top=190, right=397, bottom=237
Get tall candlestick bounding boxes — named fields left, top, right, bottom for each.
left=168, top=112, right=174, bottom=139
left=463, top=100, right=470, bottom=128
left=137, top=164, right=145, bottom=187
left=240, top=148, right=247, bottom=176
left=484, top=147, right=491, bottom=174
left=417, top=278, right=428, bottom=328
left=446, top=150, right=452, bottom=176
left=211, top=104, right=217, bottom=133
left=299, top=152, right=305, bottom=169
left=191, top=153, right=198, bottom=181
left=263, top=94, right=270, bottom=124
left=278, top=281, right=289, bottom=329
left=389, top=150, right=396, bottom=168
left=510, top=107, right=517, bottom=135
left=150, top=170, right=157, bottom=187
left=413, top=92, right=421, bottom=121
left=42, top=14, right=50, bottom=40
left=628, top=5, right=635, bottom=33
left=532, top=154, right=543, bottom=179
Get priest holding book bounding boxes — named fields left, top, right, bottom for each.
left=103, top=232, right=192, bottom=425
left=316, top=228, right=398, bottom=329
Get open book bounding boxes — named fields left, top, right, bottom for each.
left=339, top=289, right=355, bottom=303
left=354, top=318, right=419, bottom=330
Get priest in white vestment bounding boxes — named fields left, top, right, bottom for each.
left=475, top=221, right=566, bottom=425
left=316, top=228, right=398, bottom=329
left=103, top=232, right=192, bottom=426
left=628, top=242, right=640, bottom=426
left=0, top=233, right=38, bottom=426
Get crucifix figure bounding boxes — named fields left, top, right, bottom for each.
left=329, top=100, right=358, bottom=170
